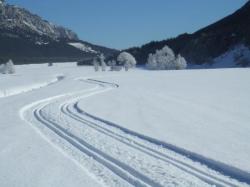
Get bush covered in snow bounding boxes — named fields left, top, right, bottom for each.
left=146, top=46, right=187, bottom=70
left=117, top=52, right=137, bottom=70
left=0, top=59, right=15, bottom=74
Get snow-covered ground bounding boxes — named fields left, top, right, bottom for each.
left=0, top=69, right=63, bottom=98
left=0, top=63, right=250, bottom=187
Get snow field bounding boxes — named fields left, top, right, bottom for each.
left=0, top=63, right=249, bottom=187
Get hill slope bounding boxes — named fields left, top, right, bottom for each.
left=126, top=1, right=250, bottom=67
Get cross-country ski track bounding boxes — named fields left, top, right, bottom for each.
left=19, top=76, right=250, bottom=187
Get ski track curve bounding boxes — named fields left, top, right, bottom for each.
left=21, top=77, right=250, bottom=187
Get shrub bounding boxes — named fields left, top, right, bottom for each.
left=146, top=46, right=187, bottom=70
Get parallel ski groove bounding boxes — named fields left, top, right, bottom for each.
left=75, top=79, right=250, bottom=186
left=22, top=78, right=249, bottom=187
left=63, top=102, right=235, bottom=187
left=33, top=87, right=170, bottom=187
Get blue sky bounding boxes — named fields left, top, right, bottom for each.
left=7, top=0, right=247, bottom=49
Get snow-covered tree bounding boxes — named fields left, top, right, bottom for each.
left=107, top=60, right=115, bottom=66
left=101, top=60, right=106, bottom=71
left=0, top=64, right=5, bottom=74
left=111, top=60, right=116, bottom=66
left=146, top=53, right=158, bottom=70
left=176, top=54, right=187, bottom=69
left=93, top=58, right=99, bottom=72
left=146, top=45, right=187, bottom=70
left=100, top=54, right=106, bottom=71
left=124, top=62, right=129, bottom=71
left=117, top=52, right=136, bottom=70
left=109, top=60, right=117, bottom=71
left=4, top=59, right=15, bottom=74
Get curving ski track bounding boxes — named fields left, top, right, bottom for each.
left=21, top=78, right=250, bottom=187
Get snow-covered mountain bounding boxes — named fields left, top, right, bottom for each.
left=0, top=1, right=117, bottom=64
left=0, top=2, right=78, bottom=42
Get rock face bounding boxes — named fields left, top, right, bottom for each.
left=0, top=3, right=78, bottom=42
left=126, top=1, right=250, bottom=67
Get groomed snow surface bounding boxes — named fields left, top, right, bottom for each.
left=0, top=63, right=250, bottom=187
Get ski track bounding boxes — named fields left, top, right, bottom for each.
left=21, top=77, right=250, bottom=187
left=63, top=104, right=235, bottom=187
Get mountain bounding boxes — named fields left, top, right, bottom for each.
left=126, top=1, right=250, bottom=67
left=0, top=1, right=117, bottom=64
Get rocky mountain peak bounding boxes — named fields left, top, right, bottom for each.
left=0, top=1, right=117, bottom=64
left=0, top=2, right=78, bottom=42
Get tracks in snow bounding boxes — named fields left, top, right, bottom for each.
left=21, top=78, right=249, bottom=187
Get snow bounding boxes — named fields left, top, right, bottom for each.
left=0, top=64, right=103, bottom=187
left=189, top=44, right=250, bottom=69
left=78, top=68, right=250, bottom=173
left=22, top=20, right=44, bottom=35
left=0, top=64, right=63, bottom=98
left=35, top=41, right=49, bottom=45
left=68, top=42, right=97, bottom=53
left=212, top=44, right=250, bottom=68
left=0, top=63, right=250, bottom=187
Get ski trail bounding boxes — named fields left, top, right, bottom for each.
left=21, top=78, right=249, bottom=187
left=34, top=106, right=150, bottom=187
left=63, top=103, right=235, bottom=187
left=73, top=79, right=250, bottom=186
left=21, top=83, right=139, bottom=187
